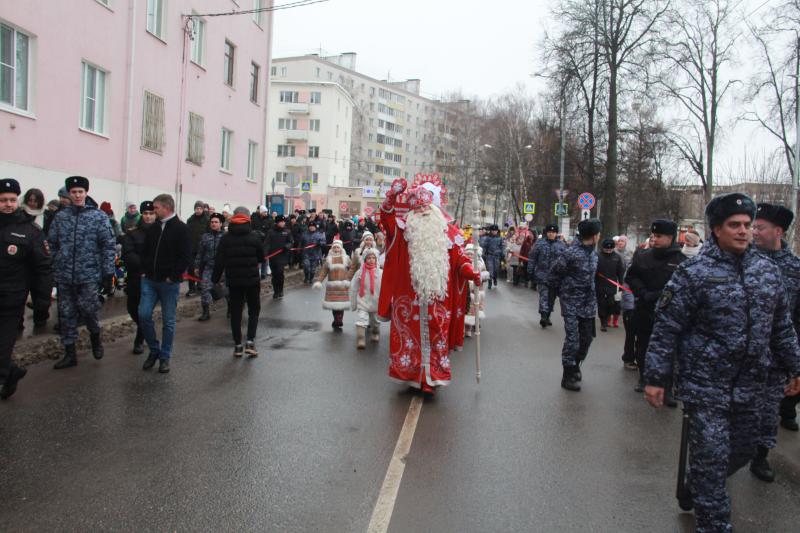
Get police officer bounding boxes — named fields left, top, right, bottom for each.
left=194, top=213, right=225, bottom=321
left=529, top=223, right=565, bottom=327
left=48, top=176, right=116, bottom=369
left=549, top=218, right=601, bottom=392
left=0, top=179, right=52, bottom=399
left=266, top=215, right=293, bottom=299
left=749, top=203, right=800, bottom=482
left=625, top=219, right=685, bottom=398
left=480, top=224, right=505, bottom=289
left=644, top=193, right=800, bottom=533
left=119, top=201, right=156, bottom=354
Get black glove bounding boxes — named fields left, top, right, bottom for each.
left=102, top=275, right=114, bottom=295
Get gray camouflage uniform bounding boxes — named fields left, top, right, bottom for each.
left=48, top=203, right=115, bottom=346
left=644, top=237, right=800, bottom=533
left=194, top=230, right=224, bottom=306
left=756, top=241, right=800, bottom=450
left=529, top=237, right=566, bottom=314
left=548, top=239, right=598, bottom=367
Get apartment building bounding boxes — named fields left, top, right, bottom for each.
left=264, top=80, right=353, bottom=212
left=271, top=53, right=462, bottom=207
left=0, top=0, right=274, bottom=218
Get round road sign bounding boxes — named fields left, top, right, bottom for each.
left=524, top=214, right=533, bottom=222
left=339, top=202, right=349, bottom=212
left=578, top=192, right=595, bottom=210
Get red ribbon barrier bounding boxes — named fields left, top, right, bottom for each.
left=596, top=273, right=633, bottom=293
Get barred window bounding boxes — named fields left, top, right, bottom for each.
left=186, top=112, right=204, bottom=165
left=141, top=90, right=165, bottom=152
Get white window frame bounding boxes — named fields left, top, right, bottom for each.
left=309, top=119, right=320, bottom=132
left=223, top=40, right=235, bottom=87
left=308, top=146, right=320, bottom=158
left=186, top=111, right=204, bottom=165
left=249, top=61, right=259, bottom=103
left=252, top=0, right=263, bottom=26
left=189, top=15, right=205, bottom=66
left=141, top=90, right=165, bottom=153
left=220, top=128, right=232, bottom=171
left=247, top=141, right=258, bottom=180
left=309, top=91, right=321, bottom=104
left=0, top=22, right=31, bottom=113
left=279, top=90, right=298, bottom=103
left=146, top=0, right=166, bottom=40
left=80, top=60, right=108, bottom=135
left=277, top=145, right=296, bottom=157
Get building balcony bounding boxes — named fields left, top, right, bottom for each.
left=286, top=130, right=308, bottom=142
left=281, top=156, right=309, bottom=168
left=288, top=103, right=310, bottom=114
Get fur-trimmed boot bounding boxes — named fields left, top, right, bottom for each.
left=370, top=326, right=380, bottom=343
left=356, top=326, right=367, bottom=349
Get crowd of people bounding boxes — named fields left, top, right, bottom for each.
left=2, top=174, right=800, bottom=533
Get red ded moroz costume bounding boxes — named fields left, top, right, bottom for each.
left=378, top=178, right=480, bottom=392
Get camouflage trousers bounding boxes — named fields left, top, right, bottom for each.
left=757, top=372, right=787, bottom=449
left=57, top=283, right=101, bottom=346
left=686, top=403, right=760, bottom=533
left=561, top=315, right=594, bottom=367
left=538, top=283, right=557, bottom=314
left=200, top=267, right=216, bottom=306
left=485, top=255, right=500, bottom=282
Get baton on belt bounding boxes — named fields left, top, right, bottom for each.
left=676, top=410, right=693, bottom=511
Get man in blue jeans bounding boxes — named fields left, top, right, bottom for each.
left=139, top=194, right=191, bottom=374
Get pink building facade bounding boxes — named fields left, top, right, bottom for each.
left=0, top=0, right=274, bottom=218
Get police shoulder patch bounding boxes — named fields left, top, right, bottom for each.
left=658, top=289, right=673, bottom=309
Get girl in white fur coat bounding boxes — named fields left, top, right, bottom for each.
left=313, top=239, right=351, bottom=330
left=349, top=247, right=382, bottom=348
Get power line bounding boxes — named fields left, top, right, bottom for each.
left=188, top=0, right=331, bottom=18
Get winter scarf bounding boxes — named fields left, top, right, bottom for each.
left=230, top=213, right=251, bottom=225
left=359, top=261, right=377, bottom=298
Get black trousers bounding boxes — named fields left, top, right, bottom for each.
left=634, top=312, right=654, bottom=377
left=0, top=302, right=25, bottom=382
left=270, top=259, right=286, bottom=294
left=780, top=394, right=800, bottom=421
left=622, top=310, right=636, bottom=363
left=126, top=276, right=141, bottom=325
left=229, top=285, right=261, bottom=345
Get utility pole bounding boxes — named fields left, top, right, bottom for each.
left=558, top=91, right=566, bottom=231
left=792, top=42, right=800, bottom=249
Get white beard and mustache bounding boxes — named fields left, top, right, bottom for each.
left=405, top=206, right=450, bottom=303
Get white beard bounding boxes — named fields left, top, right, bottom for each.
left=405, top=206, right=450, bottom=303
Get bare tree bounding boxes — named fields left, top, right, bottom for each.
left=742, top=0, right=799, bottom=179
left=656, top=0, right=742, bottom=206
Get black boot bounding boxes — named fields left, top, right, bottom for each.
left=539, top=313, right=548, bottom=328
left=133, top=327, right=144, bottom=354
left=574, top=364, right=582, bottom=382
left=561, top=366, right=581, bottom=391
left=0, top=366, right=28, bottom=400
left=54, top=344, right=78, bottom=369
left=780, top=417, right=799, bottom=431
left=750, top=446, right=775, bottom=482
left=198, top=303, right=210, bottom=322
left=90, top=332, right=104, bottom=360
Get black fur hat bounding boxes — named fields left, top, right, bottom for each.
left=544, top=223, right=558, bottom=233
left=650, top=219, right=677, bottom=238
left=705, top=193, right=756, bottom=227
left=65, top=175, right=90, bottom=191
left=577, top=218, right=602, bottom=238
left=0, top=178, right=20, bottom=196
left=139, top=201, right=154, bottom=213
left=756, top=203, right=794, bottom=232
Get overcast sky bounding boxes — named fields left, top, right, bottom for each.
left=272, top=0, right=791, bottom=183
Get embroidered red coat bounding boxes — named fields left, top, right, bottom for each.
left=378, top=207, right=477, bottom=388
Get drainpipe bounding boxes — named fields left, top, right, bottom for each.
left=121, top=0, right=138, bottom=205
left=259, top=4, right=276, bottom=207
left=174, top=16, right=191, bottom=215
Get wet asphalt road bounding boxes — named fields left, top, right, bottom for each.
left=2, top=280, right=799, bottom=532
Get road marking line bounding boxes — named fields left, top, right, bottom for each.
left=367, top=395, right=424, bottom=533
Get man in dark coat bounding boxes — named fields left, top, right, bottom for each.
left=0, top=179, right=52, bottom=399
left=250, top=206, right=273, bottom=280
left=185, top=200, right=209, bottom=296
left=213, top=207, right=265, bottom=357
left=596, top=238, right=625, bottom=332
left=340, top=220, right=356, bottom=257
left=119, top=201, right=156, bottom=354
left=549, top=219, right=601, bottom=391
left=644, top=193, right=800, bottom=533
left=266, top=215, right=293, bottom=299
left=625, top=218, right=686, bottom=397
left=139, top=194, right=191, bottom=374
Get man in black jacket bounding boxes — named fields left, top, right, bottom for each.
left=139, top=194, right=191, bottom=374
left=266, top=215, right=293, bottom=299
left=0, top=179, right=52, bottom=399
left=624, top=218, right=685, bottom=398
left=213, top=207, right=265, bottom=357
left=119, top=201, right=156, bottom=354
left=185, top=200, right=209, bottom=297
left=288, top=215, right=303, bottom=269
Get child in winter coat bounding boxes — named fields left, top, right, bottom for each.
left=349, top=247, right=382, bottom=349
left=464, top=244, right=489, bottom=338
left=313, top=239, right=351, bottom=330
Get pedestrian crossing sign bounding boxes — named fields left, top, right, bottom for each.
left=523, top=202, right=536, bottom=214
left=554, top=203, right=568, bottom=216
left=301, top=181, right=312, bottom=193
